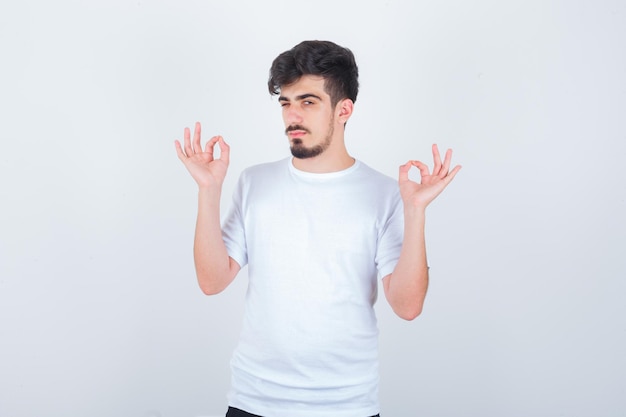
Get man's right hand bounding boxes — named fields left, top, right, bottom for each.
left=175, top=122, right=230, bottom=189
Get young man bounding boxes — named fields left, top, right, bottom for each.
left=175, top=40, right=461, bottom=417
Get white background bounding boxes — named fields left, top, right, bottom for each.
left=1, top=1, right=625, bottom=416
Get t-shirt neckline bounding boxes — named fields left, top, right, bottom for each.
left=288, top=157, right=361, bottom=180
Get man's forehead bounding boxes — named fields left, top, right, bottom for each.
left=279, top=75, right=328, bottom=99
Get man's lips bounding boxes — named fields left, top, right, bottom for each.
left=287, top=130, right=307, bottom=138
left=285, top=125, right=310, bottom=138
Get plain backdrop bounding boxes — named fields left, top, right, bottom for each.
left=1, top=1, right=625, bottom=416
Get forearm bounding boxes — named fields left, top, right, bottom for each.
left=193, top=187, right=238, bottom=295
left=384, top=207, right=429, bottom=320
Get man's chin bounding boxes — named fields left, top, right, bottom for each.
left=290, top=145, right=323, bottom=159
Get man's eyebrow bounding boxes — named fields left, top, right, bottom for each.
left=297, top=93, right=323, bottom=101
left=278, top=93, right=323, bottom=102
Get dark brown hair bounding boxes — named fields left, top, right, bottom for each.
left=268, top=40, right=359, bottom=106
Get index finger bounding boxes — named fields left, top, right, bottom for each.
left=203, top=135, right=222, bottom=161
left=398, top=161, right=412, bottom=183
left=217, top=137, right=231, bottom=164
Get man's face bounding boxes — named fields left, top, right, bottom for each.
left=279, top=75, right=336, bottom=159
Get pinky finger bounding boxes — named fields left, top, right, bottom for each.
left=444, top=165, right=462, bottom=183
left=174, top=140, right=186, bottom=160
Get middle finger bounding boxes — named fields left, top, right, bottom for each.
left=192, top=122, right=202, bottom=154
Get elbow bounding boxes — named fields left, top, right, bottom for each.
left=198, top=283, right=224, bottom=296
left=395, top=304, right=423, bottom=321
left=398, top=310, right=422, bottom=322
left=196, top=272, right=227, bottom=296
left=195, top=258, right=238, bottom=295
left=384, top=271, right=428, bottom=322
left=194, top=257, right=239, bottom=296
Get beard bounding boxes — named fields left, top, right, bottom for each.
left=290, top=139, right=329, bottom=159
left=287, top=119, right=335, bottom=159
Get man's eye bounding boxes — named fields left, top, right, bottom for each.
left=304, top=101, right=313, bottom=105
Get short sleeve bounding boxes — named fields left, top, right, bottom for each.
left=222, top=174, right=248, bottom=268
left=375, top=191, right=404, bottom=279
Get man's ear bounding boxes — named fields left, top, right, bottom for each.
left=336, top=99, right=354, bottom=124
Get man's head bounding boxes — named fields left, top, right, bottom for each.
left=268, top=40, right=359, bottom=108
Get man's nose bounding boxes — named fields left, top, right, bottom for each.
left=285, top=107, right=303, bottom=124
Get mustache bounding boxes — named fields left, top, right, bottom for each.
left=285, top=125, right=310, bottom=134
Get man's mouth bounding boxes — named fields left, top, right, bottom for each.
left=286, top=125, right=310, bottom=138
left=288, top=131, right=306, bottom=139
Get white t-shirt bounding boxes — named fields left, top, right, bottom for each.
left=222, top=157, right=404, bottom=417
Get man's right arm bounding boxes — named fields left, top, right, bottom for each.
left=193, top=186, right=240, bottom=294
left=175, top=122, right=241, bottom=295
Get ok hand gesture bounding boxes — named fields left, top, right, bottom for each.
left=174, top=122, right=230, bottom=189
left=399, top=144, right=461, bottom=210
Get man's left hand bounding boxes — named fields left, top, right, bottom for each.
left=398, top=144, right=462, bottom=210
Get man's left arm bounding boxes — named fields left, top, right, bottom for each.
left=382, top=144, right=461, bottom=320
